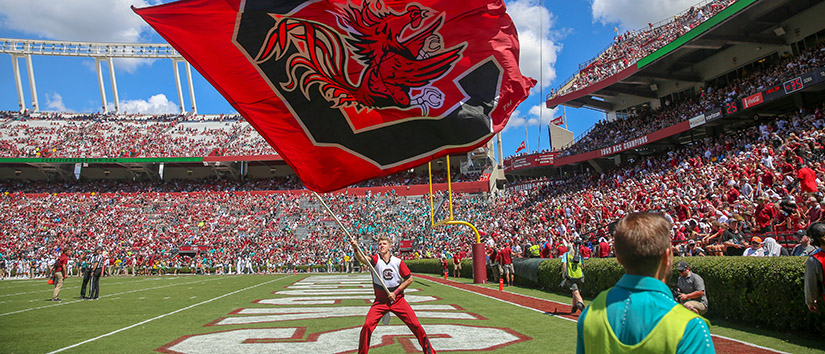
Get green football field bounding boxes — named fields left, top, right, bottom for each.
left=0, top=273, right=823, bottom=354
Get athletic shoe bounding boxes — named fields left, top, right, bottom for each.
left=571, top=305, right=577, bottom=313
left=577, top=302, right=585, bottom=311
left=52, top=298, right=62, bottom=302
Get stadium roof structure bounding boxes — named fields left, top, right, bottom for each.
left=0, top=38, right=196, bottom=115
left=546, top=0, right=819, bottom=111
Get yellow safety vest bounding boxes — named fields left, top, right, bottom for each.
left=583, top=288, right=709, bottom=353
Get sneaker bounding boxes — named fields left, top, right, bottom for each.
left=571, top=305, right=577, bottom=313
left=577, top=302, right=585, bottom=311
left=52, top=298, right=62, bottom=302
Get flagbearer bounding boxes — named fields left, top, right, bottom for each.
left=349, top=235, right=436, bottom=354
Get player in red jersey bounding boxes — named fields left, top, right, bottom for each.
left=350, top=235, right=436, bottom=354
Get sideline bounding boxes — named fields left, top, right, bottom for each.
left=0, top=277, right=223, bottom=317
left=0, top=276, right=173, bottom=298
left=46, top=275, right=293, bottom=354
left=416, top=274, right=789, bottom=354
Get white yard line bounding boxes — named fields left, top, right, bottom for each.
left=0, top=277, right=222, bottom=317
left=420, top=277, right=787, bottom=354
left=46, top=276, right=291, bottom=354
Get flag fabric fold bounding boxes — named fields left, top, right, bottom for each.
left=134, top=0, right=534, bottom=192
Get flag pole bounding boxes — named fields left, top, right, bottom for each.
left=564, top=105, right=568, bottom=130
left=312, top=191, right=392, bottom=297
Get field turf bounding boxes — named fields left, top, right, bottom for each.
left=0, top=273, right=822, bottom=353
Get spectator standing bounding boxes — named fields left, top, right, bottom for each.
left=576, top=212, right=713, bottom=353
left=675, top=261, right=708, bottom=315
left=496, top=243, right=515, bottom=287
left=452, top=252, right=462, bottom=278
left=51, top=247, right=71, bottom=302
left=805, top=222, right=825, bottom=313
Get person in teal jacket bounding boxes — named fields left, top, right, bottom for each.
left=576, top=212, right=715, bottom=353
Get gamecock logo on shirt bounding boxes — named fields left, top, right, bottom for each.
left=382, top=268, right=394, bottom=280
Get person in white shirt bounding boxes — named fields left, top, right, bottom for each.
left=743, top=237, right=766, bottom=257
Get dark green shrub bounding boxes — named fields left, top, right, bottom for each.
left=408, top=256, right=825, bottom=335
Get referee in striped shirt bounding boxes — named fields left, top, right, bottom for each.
left=87, top=247, right=103, bottom=300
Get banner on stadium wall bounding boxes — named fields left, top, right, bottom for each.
left=742, top=92, right=764, bottom=109
left=503, top=151, right=559, bottom=172
left=688, top=114, right=706, bottom=128
left=704, top=108, right=723, bottom=122
left=0, top=157, right=203, bottom=164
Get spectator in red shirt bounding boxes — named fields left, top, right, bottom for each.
left=51, top=247, right=71, bottom=302
left=598, top=237, right=610, bottom=258
left=797, top=163, right=819, bottom=193
left=755, top=197, right=778, bottom=233
left=496, top=244, right=514, bottom=287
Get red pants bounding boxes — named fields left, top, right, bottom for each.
left=359, top=296, right=435, bottom=354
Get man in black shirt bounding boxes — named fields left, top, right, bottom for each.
left=721, top=219, right=747, bottom=256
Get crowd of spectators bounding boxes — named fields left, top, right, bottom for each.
left=549, top=0, right=734, bottom=99
left=0, top=113, right=265, bottom=158
left=493, top=103, right=825, bottom=262
left=3, top=108, right=825, bottom=280
left=550, top=42, right=825, bottom=158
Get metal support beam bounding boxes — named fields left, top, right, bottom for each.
left=95, top=58, right=108, bottom=113
left=25, top=54, right=38, bottom=112
left=172, top=59, right=185, bottom=114
left=185, top=62, right=197, bottom=115
left=108, top=57, right=120, bottom=114
left=702, top=34, right=785, bottom=46
left=575, top=96, right=614, bottom=111
left=10, top=54, right=25, bottom=112
left=635, top=71, right=702, bottom=83
left=610, top=83, right=658, bottom=99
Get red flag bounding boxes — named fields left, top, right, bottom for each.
left=515, top=141, right=526, bottom=154
left=134, top=0, right=534, bottom=192
left=550, top=116, right=564, bottom=126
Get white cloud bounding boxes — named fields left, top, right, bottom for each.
left=0, top=0, right=157, bottom=43
left=526, top=104, right=559, bottom=126
left=591, top=0, right=698, bottom=31
left=120, top=94, right=179, bottom=114
left=506, top=0, right=563, bottom=91
left=44, top=93, right=69, bottom=112
left=502, top=109, right=527, bottom=133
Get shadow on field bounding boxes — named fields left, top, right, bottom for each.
left=709, top=318, right=825, bottom=352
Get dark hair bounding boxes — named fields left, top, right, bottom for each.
left=614, top=212, right=671, bottom=275
left=808, top=222, right=825, bottom=247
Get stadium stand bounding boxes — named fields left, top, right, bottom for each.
left=2, top=103, right=823, bottom=276
left=549, top=0, right=735, bottom=100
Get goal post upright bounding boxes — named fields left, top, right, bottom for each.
left=429, top=155, right=486, bottom=284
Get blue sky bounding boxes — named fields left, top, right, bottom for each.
left=0, top=0, right=697, bottom=157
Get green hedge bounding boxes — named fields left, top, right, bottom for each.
left=407, top=257, right=825, bottom=335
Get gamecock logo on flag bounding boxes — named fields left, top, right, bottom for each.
left=135, top=0, right=534, bottom=192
